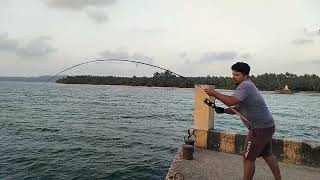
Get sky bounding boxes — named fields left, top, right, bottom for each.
left=0, top=0, right=319, bottom=77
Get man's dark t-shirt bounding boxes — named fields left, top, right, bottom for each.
left=232, top=79, right=275, bottom=128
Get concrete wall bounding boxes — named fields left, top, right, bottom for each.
left=193, top=85, right=320, bottom=167
left=196, top=129, right=320, bottom=167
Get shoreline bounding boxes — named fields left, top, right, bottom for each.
left=1, top=81, right=319, bottom=93
left=55, top=82, right=320, bottom=93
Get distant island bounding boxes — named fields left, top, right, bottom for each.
left=56, top=71, right=320, bottom=92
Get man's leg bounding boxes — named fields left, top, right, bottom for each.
left=243, top=157, right=255, bottom=180
left=263, top=155, right=281, bottom=180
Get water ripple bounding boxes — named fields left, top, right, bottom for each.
left=0, top=82, right=319, bottom=179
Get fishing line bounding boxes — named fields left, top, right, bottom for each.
left=42, top=58, right=252, bottom=128
left=42, top=59, right=197, bottom=88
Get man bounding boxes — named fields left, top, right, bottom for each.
left=204, top=62, right=281, bottom=180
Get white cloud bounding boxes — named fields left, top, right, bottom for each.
left=0, top=34, right=19, bottom=51
left=199, top=51, right=238, bottom=63
left=99, top=49, right=153, bottom=64
left=99, top=50, right=129, bottom=59
left=0, top=0, right=319, bottom=76
left=239, top=53, right=252, bottom=59
left=178, top=52, right=187, bottom=59
left=131, top=53, right=153, bottom=64
left=46, top=0, right=116, bottom=10
left=16, top=37, right=56, bottom=57
left=303, top=27, right=320, bottom=37
left=291, top=38, right=314, bottom=45
left=291, top=27, right=319, bottom=45
left=46, top=0, right=115, bottom=23
left=0, top=34, right=56, bottom=57
left=86, top=9, right=109, bottom=23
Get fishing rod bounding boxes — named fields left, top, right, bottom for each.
left=42, top=58, right=252, bottom=128
left=41, top=59, right=198, bottom=88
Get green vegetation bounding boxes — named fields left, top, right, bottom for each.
left=56, top=71, right=320, bottom=92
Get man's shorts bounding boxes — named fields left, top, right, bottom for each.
left=243, top=125, right=275, bottom=161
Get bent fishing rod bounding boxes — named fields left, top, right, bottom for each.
left=42, top=58, right=252, bottom=128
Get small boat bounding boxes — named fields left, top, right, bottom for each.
left=275, top=85, right=293, bottom=94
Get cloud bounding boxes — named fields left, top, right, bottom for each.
left=0, top=34, right=19, bottom=51
left=16, top=37, right=56, bottom=57
left=291, top=38, right=314, bottom=45
left=199, top=51, right=237, bottom=63
left=97, top=49, right=155, bottom=76
left=303, top=28, right=320, bottom=37
left=178, top=51, right=251, bottom=64
left=131, top=53, right=153, bottom=64
left=99, top=50, right=153, bottom=64
left=177, top=52, right=191, bottom=64
left=46, top=0, right=115, bottom=23
left=100, top=50, right=129, bottom=59
left=239, top=53, right=252, bottom=59
left=290, top=27, right=319, bottom=45
left=0, top=34, right=56, bottom=57
left=178, top=52, right=187, bottom=59
left=46, top=0, right=116, bottom=10
left=86, top=9, right=109, bottom=23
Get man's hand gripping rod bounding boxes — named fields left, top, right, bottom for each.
left=202, top=95, right=253, bottom=130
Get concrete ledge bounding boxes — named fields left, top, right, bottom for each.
left=302, top=141, right=320, bottom=167
left=195, top=129, right=208, bottom=148
left=196, top=129, right=320, bottom=167
left=166, top=146, right=185, bottom=180
left=166, top=147, right=320, bottom=180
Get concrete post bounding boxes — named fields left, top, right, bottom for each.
left=194, top=85, right=215, bottom=130
left=194, top=85, right=215, bottom=148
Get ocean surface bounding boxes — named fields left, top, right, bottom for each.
left=0, top=81, right=319, bottom=179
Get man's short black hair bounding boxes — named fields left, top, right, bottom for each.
left=231, top=62, right=250, bottom=75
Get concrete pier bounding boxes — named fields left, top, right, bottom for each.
left=166, top=85, right=320, bottom=179
left=166, top=147, right=320, bottom=180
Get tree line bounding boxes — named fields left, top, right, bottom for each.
left=56, top=71, right=320, bottom=92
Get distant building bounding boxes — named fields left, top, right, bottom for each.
left=275, top=85, right=293, bottom=94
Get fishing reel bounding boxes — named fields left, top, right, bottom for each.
left=203, top=98, right=216, bottom=109
left=183, top=128, right=197, bottom=160
left=184, top=128, right=196, bottom=142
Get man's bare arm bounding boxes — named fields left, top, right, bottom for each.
left=204, top=88, right=239, bottom=106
